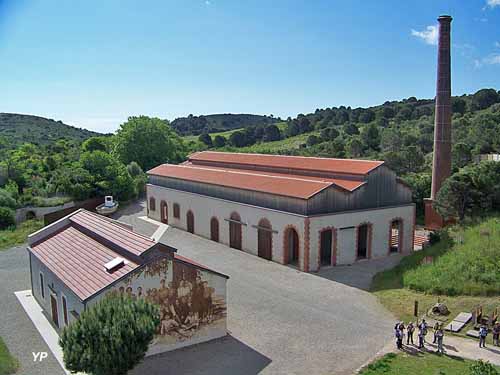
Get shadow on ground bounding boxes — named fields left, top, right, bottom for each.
left=315, top=254, right=404, bottom=290
left=131, top=335, right=271, bottom=375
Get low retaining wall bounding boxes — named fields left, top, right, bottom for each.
left=43, top=197, right=105, bottom=225
left=15, top=202, right=75, bottom=224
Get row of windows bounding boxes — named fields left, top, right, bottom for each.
left=149, top=197, right=180, bottom=219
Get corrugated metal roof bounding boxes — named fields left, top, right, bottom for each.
left=70, top=210, right=156, bottom=256
left=189, top=151, right=384, bottom=175
left=148, top=164, right=333, bottom=199
left=30, top=225, right=140, bottom=301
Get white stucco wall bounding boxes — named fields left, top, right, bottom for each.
left=309, top=204, right=415, bottom=271
left=147, top=184, right=415, bottom=273
left=147, top=184, right=308, bottom=269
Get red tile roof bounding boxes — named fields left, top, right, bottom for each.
left=30, top=225, right=140, bottom=301
left=148, top=164, right=334, bottom=199
left=70, top=210, right=156, bottom=256
left=189, top=151, right=384, bottom=175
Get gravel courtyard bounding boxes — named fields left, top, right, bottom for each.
left=116, top=201, right=396, bottom=375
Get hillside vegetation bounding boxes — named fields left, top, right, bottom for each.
left=171, top=113, right=278, bottom=136
left=0, top=113, right=101, bottom=149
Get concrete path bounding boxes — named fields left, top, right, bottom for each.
left=114, top=203, right=396, bottom=375
left=434, top=335, right=500, bottom=365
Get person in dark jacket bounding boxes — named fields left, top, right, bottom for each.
left=407, top=321, right=415, bottom=345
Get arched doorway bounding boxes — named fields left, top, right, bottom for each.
left=229, top=212, right=242, bottom=250
left=390, top=219, right=403, bottom=253
left=257, top=218, right=273, bottom=261
left=320, top=229, right=333, bottom=267
left=284, top=227, right=299, bottom=265
left=186, top=210, right=194, bottom=234
left=210, top=217, right=219, bottom=242
left=160, top=201, right=168, bottom=224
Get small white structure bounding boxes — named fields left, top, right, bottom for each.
left=96, top=195, right=119, bottom=216
left=146, top=151, right=416, bottom=272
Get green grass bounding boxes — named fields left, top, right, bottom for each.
left=403, top=218, right=500, bottom=296
left=0, top=220, right=43, bottom=251
left=359, top=352, right=499, bottom=375
left=0, top=337, right=18, bottom=375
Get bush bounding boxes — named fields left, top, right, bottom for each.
left=60, top=293, right=160, bottom=375
left=469, top=360, right=498, bottom=375
left=0, top=207, right=15, bottom=229
left=0, top=189, right=17, bottom=209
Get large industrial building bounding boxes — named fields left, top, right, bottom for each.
left=147, top=151, right=415, bottom=272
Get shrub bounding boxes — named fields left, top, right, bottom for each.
left=0, top=207, right=15, bottom=229
left=60, top=293, right=160, bottom=375
left=469, top=359, right=498, bottom=375
left=0, top=189, right=17, bottom=209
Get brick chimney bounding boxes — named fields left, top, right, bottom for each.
left=424, top=15, right=452, bottom=230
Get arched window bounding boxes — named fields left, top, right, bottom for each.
left=257, top=218, right=273, bottom=260
left=229, top=212, right=242, bottom=250
left=210, top=217, right=219, bottom=242
left=186, top=210, right=194, bottom=234
left=284, top=227, right=299, bottom=265
left=173, top=203, right=180, bottom=219
left=149, top=197, right=156, bottom=211
left=160, top=201, right=168, bottom=224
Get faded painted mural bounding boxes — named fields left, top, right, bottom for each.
left=97, top=257, right=227, bottom=352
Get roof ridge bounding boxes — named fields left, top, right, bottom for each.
left=166, top=164, right=333, bottom=185
left=73, top=210, right=156, bottom=245
left=193, top=150, right=385, bottom=165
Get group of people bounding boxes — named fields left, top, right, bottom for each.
left=478, top=322, right=500, bottom=348
left=394, top=319, right=445, bottom=354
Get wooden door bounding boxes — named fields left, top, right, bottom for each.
left=320, top=230, right=333, bottom=266
left=286, top=228, right=299, bottom=265
left=357, top=224, right=368, bottom=258
left=160, top=201, right=168, bottom=224
left=210, top=217, right=219, bottom=242
left=187, top=211, right=194, bottom=234
left=257, top=219, right=272, bottom=260
left=50, top=294, right=59, bottom=328
left=229, top=213, right=242, bottom=250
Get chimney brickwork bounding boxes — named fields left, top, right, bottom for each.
left=425, top=15, right=453, bottom=230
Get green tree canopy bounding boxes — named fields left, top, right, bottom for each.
left=114, top=116, right=184, bottom=171
left=213, top=135, right=226, bottom=148
left=60, top=293, right=160, bottom=375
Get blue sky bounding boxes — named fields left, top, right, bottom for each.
left=1, top=0, right=499, bottom=133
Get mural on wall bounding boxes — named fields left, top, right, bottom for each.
left=111, top=258, right=226, bottom=346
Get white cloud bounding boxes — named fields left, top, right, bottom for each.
left=496, top=41, right=500, bottom=48
left=486, top=0, right=500, bottom=8
left=411, top=25, right=438, bottom=46
left=205, top=0, right=212, bottom=5
left=474, top=53, right=500, bottom=68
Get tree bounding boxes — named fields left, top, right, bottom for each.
left=452, top=142, right=472, bottom=169
left=198, top=133, right=213, bottom=147
left=343, top=122, right=359, bottom=136
left=471, top=89, right=499, bottom=110
left=0, top=189, right=17, bottom=209
left=320, top=127, right=339, bottom=142
left=285, top=121, right=300, bottom=137
left=361, top=123, right=380, bottom=150
left=452, top=97, right=467, bottom=115
left=0, top=207, right=15, bottom=229
left=306, top=135, right=320, bottom=147
left=434, top=170, right=475, bottom=221
left=359, top=109, right=375, bottom=123
left=82, top=137, right=110, bottom=153
left=60, top=293, right=160, bottom=375
left=213, top=135, right=226, bottom=148
left=114, top=116, right=184, bottom=171
left=263, top=125, right=282, bottom=142
left=346, top=137, right=364, bottom=158
left=228, top=131, right=246, bottom=147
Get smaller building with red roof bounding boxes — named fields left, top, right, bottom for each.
left=147, top=151, right=416, bottom=272
left=27, top=209, right=228, bottom=355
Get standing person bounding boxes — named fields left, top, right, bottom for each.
left=419, top=319, right=428, bottom=343
left=418, top=326, right=425, bottom=349
left=433, top=322, right=440, bottom=344
left=493, top=323, right=500, bottom=347
left=395, top=327, right=403, bottom=349
left=407, top=322, right=415, bottom=345
left=436, top=325, right=445, bottom=354
left=479, top=324, right=488, bottom=348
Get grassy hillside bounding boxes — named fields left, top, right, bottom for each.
left=171, top=113, right=278, bottom=136
left=0, top=113, right=102, bottom=149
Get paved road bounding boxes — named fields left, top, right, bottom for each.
left=0, top=245, right=65, bottom=375
left=116, top=203, right=396, bottom=375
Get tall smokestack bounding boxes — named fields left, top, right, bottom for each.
left=425, top=15, right=452, bottom=230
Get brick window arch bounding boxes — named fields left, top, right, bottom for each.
left=229, top=212, right=242, bottom=250
left=318, top=227, right=337, bottom=268
left=186, top=210, right=194, bottom=233
left=257, top=218, right=273, bottom=261
left=356, top=222, right=373, bottom=260
left=388, top=217, right=404, bottom=255
left=210, top=217, right=219, bottom=242
left=283, top=225, right=300, bottom=266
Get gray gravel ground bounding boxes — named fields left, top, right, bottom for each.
left=116, top=201, right=396, bottom=375
left=0, top=245, right=65, bottom=375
